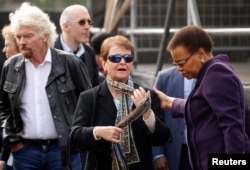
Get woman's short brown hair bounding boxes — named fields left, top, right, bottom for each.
left=100, top=35, right=135, bottom=61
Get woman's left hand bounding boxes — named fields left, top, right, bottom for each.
left=131, top=87, right=152, bottom=119
left=131, top=87, right=150, bottom=106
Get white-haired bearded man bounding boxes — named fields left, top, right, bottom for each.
left=0, top=2, right=92, bottom=170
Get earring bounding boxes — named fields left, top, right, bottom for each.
left=201, top=58, right=205, bottom=63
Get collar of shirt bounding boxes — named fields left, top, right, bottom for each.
left=60, top=34, right=85, bottom=57
left=184, top=78, right=196, bottom=99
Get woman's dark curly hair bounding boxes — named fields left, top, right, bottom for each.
left=167, top=25, right=213, bottom=54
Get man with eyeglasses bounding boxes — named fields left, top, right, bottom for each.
left=54, top=4, right=98, bottom=169
left=55, top=4, right=99, bottom=87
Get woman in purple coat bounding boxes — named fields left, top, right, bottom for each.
left=154, top=25, right=250, bottom=170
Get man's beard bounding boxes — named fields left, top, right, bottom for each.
left=20, top=47, right=33, bottom=59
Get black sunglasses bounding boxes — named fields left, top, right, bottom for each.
left=107, top=54, right=134, bottom=63
left=76, top=19, right=94, bottom=26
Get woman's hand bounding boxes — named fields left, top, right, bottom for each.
left=131, top=87, right=152, bottom=119
left=131, top=87, right=150, bottom=106
left=94, top=126, right=124, bottom=143
left=153, top=87, right=175, bottom=110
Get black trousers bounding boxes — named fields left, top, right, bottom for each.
left=179, top=144, right=192, bottom=170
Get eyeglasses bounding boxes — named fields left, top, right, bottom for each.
left=107, top=54, right=134, bottom=63
left=74, top=19, right=94, bottom=26
left=172, top=52, right=195, bottom=67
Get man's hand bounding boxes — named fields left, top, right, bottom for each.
left=10, top=142, right=23, bottom=152
left=154, top=156, right=169, bottom=170
left=0, top=160, right=6, bottom=170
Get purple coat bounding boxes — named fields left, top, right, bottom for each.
left=172, top=54, right=250, bottom=170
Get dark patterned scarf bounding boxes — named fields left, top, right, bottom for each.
left=107, top=78, right=151, bottom=170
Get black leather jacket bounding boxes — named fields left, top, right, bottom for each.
left=54, top=35, right=100, bottom=87
left=0, top=48, right=92, bottom=149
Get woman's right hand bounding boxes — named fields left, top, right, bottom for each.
left=153, top=87, right=175, bottom=110
left=94, top=126, right=124, bottom=143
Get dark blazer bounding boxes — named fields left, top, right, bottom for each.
left=54, top=35, right=99, bottom=87
left=71, top=80, right=171, bottom=170
left=152, top=67, right=186, bottom=170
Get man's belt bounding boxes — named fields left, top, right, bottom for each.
left=21, top=138, right=58, bottom=146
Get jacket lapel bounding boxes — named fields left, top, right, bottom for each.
left=46, top=48, right=66, bottom=85
left=98, top=81, right=117, bottom=122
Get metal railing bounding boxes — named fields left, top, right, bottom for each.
left=90, top=0, right=250, bottom=74
left=91, top=27, right=250, bottom=36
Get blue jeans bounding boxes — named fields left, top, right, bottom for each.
left=12, top=141, right=81, bottom=170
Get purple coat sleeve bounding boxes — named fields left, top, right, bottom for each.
left=171, top=98, right=187, bottom=118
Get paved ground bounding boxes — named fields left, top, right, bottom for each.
left=134, top=62, right=250, bottom=84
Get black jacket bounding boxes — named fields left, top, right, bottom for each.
left=54, top=35, right=99, bottom=87
left=0, top=48, right=92, bottom=149
left=71, top=81, right=171, bottom=170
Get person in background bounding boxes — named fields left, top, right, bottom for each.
left=90, top=32, right=113, bottom=83
left=55, top=4, right=99, bottom=87
left=0, top=24, right=20, bottom=170
left=70, top=35, right=171, bottom=170
left=153, top=25, right=250, bottom=170
left=0, top=2, right=91, bottom=170
left=152, top=67, right=194, bottom=170
left=1, top=25, right=19, bottom=59
left=0, top=24, right=20, bottom=76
